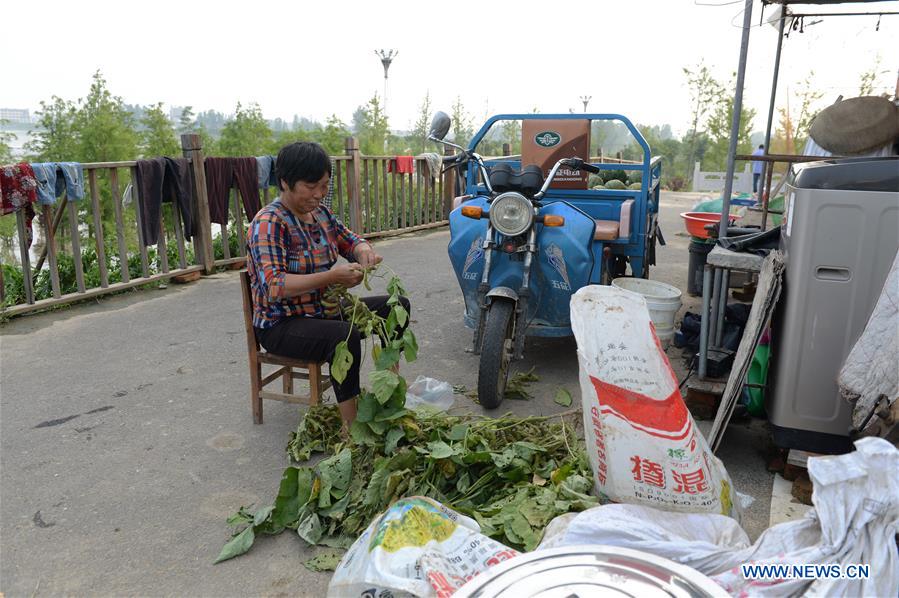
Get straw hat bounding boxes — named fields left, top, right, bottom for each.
left=809, top=96, right=899, bottom=154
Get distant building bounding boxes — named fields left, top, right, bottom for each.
left=0, top=108, right=31, bottom=124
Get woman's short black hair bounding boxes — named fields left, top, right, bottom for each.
left=275, top=142, right=332, bottom=191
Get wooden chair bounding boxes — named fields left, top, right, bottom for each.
left=240, top=271, right=331, bottom=423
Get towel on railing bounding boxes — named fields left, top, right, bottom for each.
left=30, top=162, right=85, bottom=205
left=388, top=155, right=415, bottom=174
left=1, top=163, right=38, bottom=247
left=134, top=157, right=194, bottom=246
left=418, top=152, right=443, bottom=182
left=205, top=157, right=262, bottom=226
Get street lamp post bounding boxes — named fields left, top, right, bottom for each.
left=579, top=95, right=592, bottom=112
left=375, top=49, right=398, bottom=113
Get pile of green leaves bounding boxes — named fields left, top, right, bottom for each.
left=218, top=405, right=595, bottom=564
left=215, top=267, right=598, bottom=566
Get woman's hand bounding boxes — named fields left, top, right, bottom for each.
left=355, top=243, right=383, bottom=268
left=330, top=263, right=364, bottom=287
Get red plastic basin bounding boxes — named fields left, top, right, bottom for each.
left=680, top=212, right=742, bottom=239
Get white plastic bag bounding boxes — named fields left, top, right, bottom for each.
left=327, top=496, right=517, bottom=598
left=405, top=376, right=455, bottom=412
left=570, top=286, right=742, bottom=519
left=537, top=437, right=899, bottom=597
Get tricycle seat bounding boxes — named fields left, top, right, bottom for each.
left=592, top=199, right=634, bottom=241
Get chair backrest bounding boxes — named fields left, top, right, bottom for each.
left=239, top=270, right=260, bottom=352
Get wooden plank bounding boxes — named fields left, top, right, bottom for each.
left=417, top=167, right=424, bottom=225
left=88, top=170, right=109, bottom=287
left=233, top=188, right=246, bottom=257
left=33, top=197, right=67, bottom=273
left=390, top=167, right=398, bottom=230
left=258, top=390, right=315, bottom=405
left=408, top=173, right=415, bottom=227
left=109, top=169, right=129, bottom=283
left=214, top=256, right=245, bottom=268
left=16, top=210, right=35, bottom=304
left=362, top=159, right=370, bottom=234
left=399, top=174, right=407, bottom=229
left=220, top=222, right=231, bottom=260
left=130, top=167, right=150, bottom=278
left=335, top=160, right=345, bottom=222
left=41, top=205, right=61, bottom=298
left=431, top=163, right=439, bottom=222
left=180, top=133, right=214, bottom=274
left=381, top=159, right=388, bottom=231
left=1, top=265, right=205, bottom=317
left=344, top=137, right=363, bottom=230
left=373, top=159, right=381, bottom=233
left=171, top=197, right=187, bottom=269
left=82, top=160, right=138, bottom=169
left=365, top=220, right=448, bottom=239
left=157, top=216, right=169, bottom=274
left=67, top=197, right=86, bottom=293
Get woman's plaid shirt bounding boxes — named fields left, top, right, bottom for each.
left=247, top=199, right=365, bottom=328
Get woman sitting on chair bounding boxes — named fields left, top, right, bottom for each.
left=246, top=141, right=410, bottom=425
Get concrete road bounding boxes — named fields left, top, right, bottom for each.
left=1, top=192, right=774, bottom=596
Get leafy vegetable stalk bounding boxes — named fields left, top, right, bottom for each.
left=215, top=268, right=599, bottom=568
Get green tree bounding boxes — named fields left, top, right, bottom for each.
left=703, top=80, right=757, bottom=172
left=319, top=115, right=351, bottom=155
left=410, top=92, right=433, bottom=154
left=140, top=102, right=179, bottom=157
left=858, top=55, right=883, bottom=96
left=773, top=74, right=824, bottom=155
left=24, top=96, right=79, bottom=161
left=682, top=62, right=723, bottom=181
left=218, top=102, right=273, bottom=157
left=74, top=71, right=140, bottom=163
left=354, top=94, right=389, bottom=155
left=500, top=119, right=522, bottom=155
left=178, top=106, right=195, bottom=134
left=450, top=97, right=473, bottom=147
left=0, top=120, right=14, bottom=163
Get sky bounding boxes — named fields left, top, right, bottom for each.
left=2, top=0, right=897, bottom=137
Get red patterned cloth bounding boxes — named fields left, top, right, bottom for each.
left=1, top=163, right=39, bottom=247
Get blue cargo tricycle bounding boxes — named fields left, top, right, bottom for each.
left=428, top=113, right=662, bottom=407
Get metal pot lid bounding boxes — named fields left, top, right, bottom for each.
left=453, top=545, right=729, bottom=598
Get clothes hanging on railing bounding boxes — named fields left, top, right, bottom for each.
left=418, top=152, right=443, bottom=182
left=388, top=156, right=415, bottom=174
left=1, top=163, right=39, bottom=247
left=134, top=157, right=194, bottom=246
left=30, top=162, right=85, bottom=205
left=322, top=158, right=335, bottom=210
left=255, top=155, right=277, bottom=189
left=205, top=157, right=262, bottom=226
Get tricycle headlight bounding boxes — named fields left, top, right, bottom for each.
left=489, top=192, right=533, bottom=236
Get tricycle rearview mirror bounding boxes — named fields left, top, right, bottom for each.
left=428, top=111, right=451, bottom=141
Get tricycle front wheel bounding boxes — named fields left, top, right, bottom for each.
left=477, top=299, right=515, bottom=409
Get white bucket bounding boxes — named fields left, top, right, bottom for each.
left=610, top=278, right=683, bottom=347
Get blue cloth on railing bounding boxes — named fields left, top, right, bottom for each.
left=58, top=162, right=84, bottom=200
left=255, top=155, right=275, bottom=189
left=29, top=162, right=85, bottom=205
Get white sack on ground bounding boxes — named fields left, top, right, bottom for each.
left=538, top=437, right=899, bottom=597
left=570, top=285, right=743, bottom=519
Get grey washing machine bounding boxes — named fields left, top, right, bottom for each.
left=768, top=157, right=899, bottom=454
